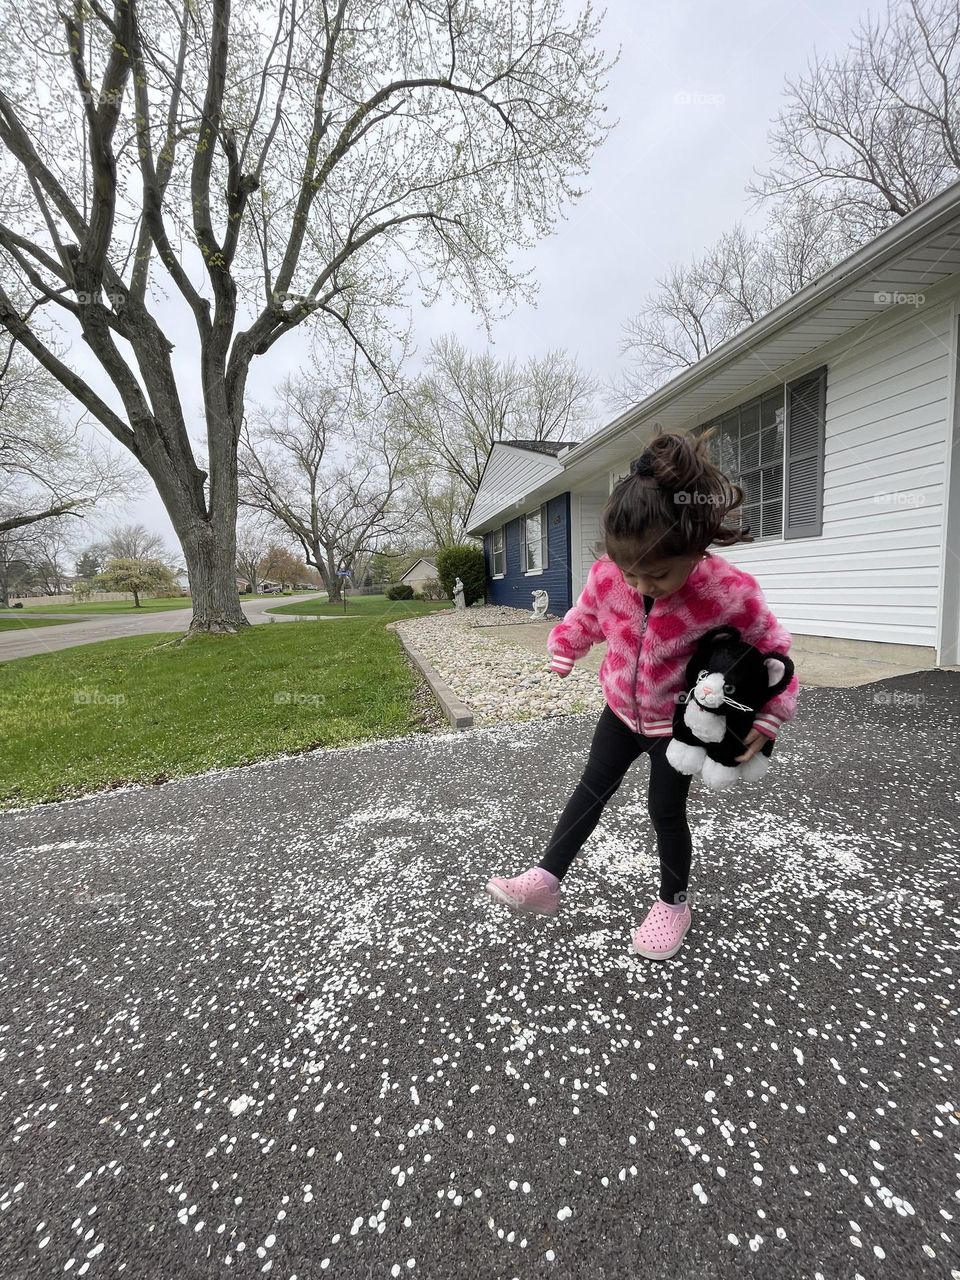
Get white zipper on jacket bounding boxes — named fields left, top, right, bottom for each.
left=630, top=596, right=653, bottom=732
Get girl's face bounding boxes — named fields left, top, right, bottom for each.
left=614, top=553, right=703, bottom=599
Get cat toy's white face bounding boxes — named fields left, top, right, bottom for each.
left=693, top=669, right=731, bottom=710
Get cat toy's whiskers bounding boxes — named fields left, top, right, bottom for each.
left=721, top=694, right=753, bottom=712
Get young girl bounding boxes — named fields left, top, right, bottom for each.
left=486, top=429, right=800, bottom=960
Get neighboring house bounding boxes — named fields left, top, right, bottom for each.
left=467, top=440, right=580, bottom=615
left=399, top=557, right=439, bottom=592
left=466, top=179, right=960, bottom=668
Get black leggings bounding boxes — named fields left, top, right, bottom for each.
left=538, top=703, right=693, bottom=905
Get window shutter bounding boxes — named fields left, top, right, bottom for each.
left=785, top=367, right=826, bottom=539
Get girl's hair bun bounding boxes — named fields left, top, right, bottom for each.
left=604, top=425, right=750, bottom=559
left=629, top=454, right=656, bottom=478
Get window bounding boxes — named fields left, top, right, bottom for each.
left=701, top=391, right=784, bottom=540
left=491, top=527, right=505, bottom=577
left=784, top=368, right=826, bottom=539
left=522, top=505, right=548, bottom=572
left=699, top=370, right=825, bottom=540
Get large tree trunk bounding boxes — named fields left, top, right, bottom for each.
left=306, top=545, right=341, bottom=604
left=178, top=512, right=249, bottom=635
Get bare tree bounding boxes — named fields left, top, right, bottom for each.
left=399, top=467, right=471, bottom=549
left=614, top=0, right=960, bottom=405
left=399, top=335, right=596, bottom=518
left=0, top=0, right=613, bottom=634
left=235, top=512, right=273, bottom=594
left=101, top=522, right=169, bottom=564
left=0, top=507, right=79, bottom=604
left=0, top=343, right=134, bottom=535
left=613, top=197, right=848, bottom=401
left=522, top=349, right=600, bottom=444
left=28, top=519, right=76, bottom=594
left=239, top=373, right=414, bottom=604
left=0, top=523, right=32, bottom=605
left=751, top=0, right=960, bottom=241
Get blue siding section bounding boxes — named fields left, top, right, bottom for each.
left=483, top=493, right=572, bottom=615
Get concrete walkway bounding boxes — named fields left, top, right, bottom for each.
left=0, top=594, right=334, bottom=663
left=482, top=618, right=944, bottom=687
left=0, top=668, right=957, bottom=1278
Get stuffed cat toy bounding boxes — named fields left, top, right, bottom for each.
left=666, top=625, right=795, bottom=790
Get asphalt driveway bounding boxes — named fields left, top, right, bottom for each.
left=0, top=669, right=957, bottom=1279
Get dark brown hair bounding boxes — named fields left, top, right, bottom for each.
left=602, top=426, right=752, bottom=567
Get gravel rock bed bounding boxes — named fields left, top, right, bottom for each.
left=395, top=605, right=606, bottom=725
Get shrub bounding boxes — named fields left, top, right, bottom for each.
left=420, top=577, right=446, bottom=601
left=435, top=545, right=486, bottom=606
left=386, top=583, right=415, bottom=600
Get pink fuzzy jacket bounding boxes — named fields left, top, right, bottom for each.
left=546, top=553, right=800, bottom=740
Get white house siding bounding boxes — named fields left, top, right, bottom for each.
left=716, top=301, right=955, bottom=649
left=468, top=445, right=561, bottom=529
left=576, top=493, right=607, bottom=596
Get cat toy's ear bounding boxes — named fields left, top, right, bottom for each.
left=762, top=651, right=795, bottom=699
left=697, top=625, right=742, bottom=650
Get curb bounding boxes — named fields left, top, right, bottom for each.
left=388, top=623, right=474, bottom=731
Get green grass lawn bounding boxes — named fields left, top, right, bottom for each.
left=0, top=613, right=88, bottom=631
left=21, top=591, right=305, bottom=615
left=0, top=615, right=440, bottom=808
left=20, top=596, right=192, bottom=614
left=268, top=593, right=452, bottom=619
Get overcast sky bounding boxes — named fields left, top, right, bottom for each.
left=84, top=0, right=874, bottom=554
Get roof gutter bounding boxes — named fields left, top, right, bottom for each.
left=563, top=176, right=960, bottom=466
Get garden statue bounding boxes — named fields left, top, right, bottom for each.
left=531, top=589, right=549, bottom=620
left=454, top=577, right=466, bottom=610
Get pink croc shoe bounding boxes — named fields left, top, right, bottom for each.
left=632, top=898, right=692, bottom=960
left=486, top=867, right=560, bottom=916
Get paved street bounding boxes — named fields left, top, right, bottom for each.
left=0, top=669, right=958, bottom=1279
left=0, top=595, right=333, bottom=663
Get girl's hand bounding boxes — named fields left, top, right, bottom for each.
left=548, top=654, right=575, bottom=678
left=734, top=727, right=766, bottom=763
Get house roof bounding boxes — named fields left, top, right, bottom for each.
left=466, top=176, right=960, bottom=535
left=399, top=557, right=438, bottom=580
left=505, top=439, right=580, bottom=457
left=466, top=440, right=576, bottom=530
